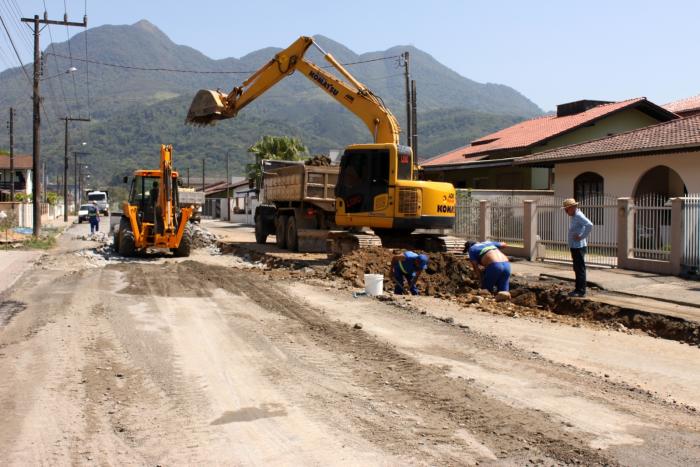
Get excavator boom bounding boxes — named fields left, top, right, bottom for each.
left=186, top=36, right=401, bottom=145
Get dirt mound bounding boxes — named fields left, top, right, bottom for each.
left=329, top=247, right=700, bottom=346
left=330, top=247, right=478, bottom=296
left=189, top=224, right=218, bottom=249
left=305, top=154, right=332, bottom=166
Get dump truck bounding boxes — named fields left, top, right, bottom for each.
left=254, top=159, right=345, bottom=252
left=178, top=187, right=205, bottom=223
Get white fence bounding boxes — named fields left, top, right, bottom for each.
left=682, top=194, right=700, bottom=273
left=633, top=194, right=672, bottom=261
left=454, top=191, right=479, bottom=240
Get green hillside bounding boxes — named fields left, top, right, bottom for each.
left=0, top=20, right=538, bottom=187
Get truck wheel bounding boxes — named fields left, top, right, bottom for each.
left=255, top=215, right=268, bottom=244
left=286, top=216, right=298, bottom=251
left=275, top=215, right=288, bottom=249
left=174, top=225, right=192, bottom=257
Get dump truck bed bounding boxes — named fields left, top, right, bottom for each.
left=263, top=164, right=338, bottom=211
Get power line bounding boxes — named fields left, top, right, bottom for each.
left=0, top=14, right=31, bottom=83
left=83, top=0, right=90, bottom=117
left=64, top=0, right=81, bottom=116
left=43, top=0, right=70, bottom=117
left=43, top=52, right=402, bottom=74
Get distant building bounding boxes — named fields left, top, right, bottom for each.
left=0, top=154, right=32, bottom=201
left=421, top=98, right=677, bottom=190
left=515, top=114, right=700, bottom=198
left=663, top=94, right=700, bottom=118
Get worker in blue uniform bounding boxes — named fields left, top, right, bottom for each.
left=391, top=251, right=429, bottom=295
left=465, top=240, right=511, bottom=298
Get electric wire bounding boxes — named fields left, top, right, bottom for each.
left=43, top=52, right=402, bottom=75
left=63, top=0, right=81, bottom=117
left=83, top=0, right=90, bottom=118
left=0, top=14, right=30, bottom=83
left=43, top=0, right=70, bottom=117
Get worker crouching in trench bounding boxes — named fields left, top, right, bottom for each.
left=390, top=251, right=429, bottom=295
left=465, top=241, right=512, bottom=302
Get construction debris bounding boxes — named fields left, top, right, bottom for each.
left=305, top=154, right=332, bottom=166
left=189, top=223, right=218, bottom=249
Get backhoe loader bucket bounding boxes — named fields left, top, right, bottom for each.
left=185, top=89, right=229, bottom=126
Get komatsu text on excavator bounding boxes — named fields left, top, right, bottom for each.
left=186, top=36, right=463, bottom=253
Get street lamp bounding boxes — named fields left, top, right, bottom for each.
left=41, top=66, right=77, bottom=81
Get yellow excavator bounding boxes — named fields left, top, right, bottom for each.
left=114, top=144, right=193, bottom=257
left=186, top=36, right=461, bottom=252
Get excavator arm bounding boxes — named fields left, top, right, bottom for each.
left=186, top=36, right=401, bottom=145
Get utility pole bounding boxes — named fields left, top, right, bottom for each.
left=226, top=151, right=230, bottom=221
left=62, top=116, right=90, bottom=221
left=403, top=52, right=412, bottom=148
left=187, top=167, right=190, bottom=187
left=202, top=158, right=205, bottom=192
left=8, top=108, right=14, bottom=204
left=22, top=13, right=87, bottom=236
left=411, top=80, right=418, bottom=161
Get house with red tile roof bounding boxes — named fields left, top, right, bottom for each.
left=0, top=154, right=33, bottom=201
left=422, top=98, right=677, bottom=190
left=515, top=114, right=700, bottom=198
left=663, top=94, right=700, bottom=118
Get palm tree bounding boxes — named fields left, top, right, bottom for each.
left=246, top=135, right=308, bottom=182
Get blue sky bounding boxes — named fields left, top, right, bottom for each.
left=2, top=0, right=698, bottom=111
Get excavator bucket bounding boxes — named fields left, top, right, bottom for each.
left=185, top=89, right=229, bottom=126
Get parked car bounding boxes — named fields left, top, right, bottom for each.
left=78, top=204, right=96, bottom=223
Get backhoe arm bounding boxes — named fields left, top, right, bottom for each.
left=186, top=36, right=401, bottom=145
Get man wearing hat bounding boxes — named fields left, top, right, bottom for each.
left=465, top=240, right=511, bottom=300
left=391, top=250, right=429, bottom=295
left=563, top=198, right=593, bottom=297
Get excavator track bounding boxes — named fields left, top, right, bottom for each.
left=326, top=231, right=383, bottom=258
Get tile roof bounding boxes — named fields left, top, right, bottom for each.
left=663, top=94, right=700, bottom=114
left=515, top=114, right=700, bottom=165
left=423, top=98, right=660, bottom=167
left=0, top=154, right=32, bottom=170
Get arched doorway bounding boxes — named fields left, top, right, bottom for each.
left=633, top=165, right=687, bottom=199
left=633, top=165, right=686, bottom=259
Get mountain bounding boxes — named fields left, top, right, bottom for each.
left=0, top=20, right=541, bottom=186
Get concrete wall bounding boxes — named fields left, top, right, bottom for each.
left=553, top=151, right=700, bottom=198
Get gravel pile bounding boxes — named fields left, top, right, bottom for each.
left=189, top=223, right=219, bottom=249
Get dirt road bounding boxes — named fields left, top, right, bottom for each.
left=0, top=222, right=699, bottom=465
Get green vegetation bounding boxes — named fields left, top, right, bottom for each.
left=246, top=135, right=308, bottom=180
left=0, top=20, right=539, bottom=194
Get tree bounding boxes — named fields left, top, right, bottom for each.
left=246, top=135, right=309, bottom=182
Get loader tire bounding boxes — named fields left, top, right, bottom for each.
left=286, top=216, right=298, bottom=252
left=113, top=226, right=120, bottom=252
left=255, top=215, right=268, bottom=244
left=118, top=220, right=136, bottom=257
left=174, top=225, right=192, bottom=257
left=275, top=215, right=288, bottom=249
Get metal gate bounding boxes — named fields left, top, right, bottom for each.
left=454, top=190, right=479, bottom=240
left=633, top=194, right=671, bottom=261
left=682, top=194, right=700, bottom=273
left=536, top=195, right=618, bottom=267
left=489, top=195, right=524, bottom=247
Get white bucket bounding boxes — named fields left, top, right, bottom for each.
left=364, top=273, right=384, bottom=296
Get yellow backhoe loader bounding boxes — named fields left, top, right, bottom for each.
left=114, top=145, right=193, bottom=257
left=186, top=36, right=462, bottom=253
